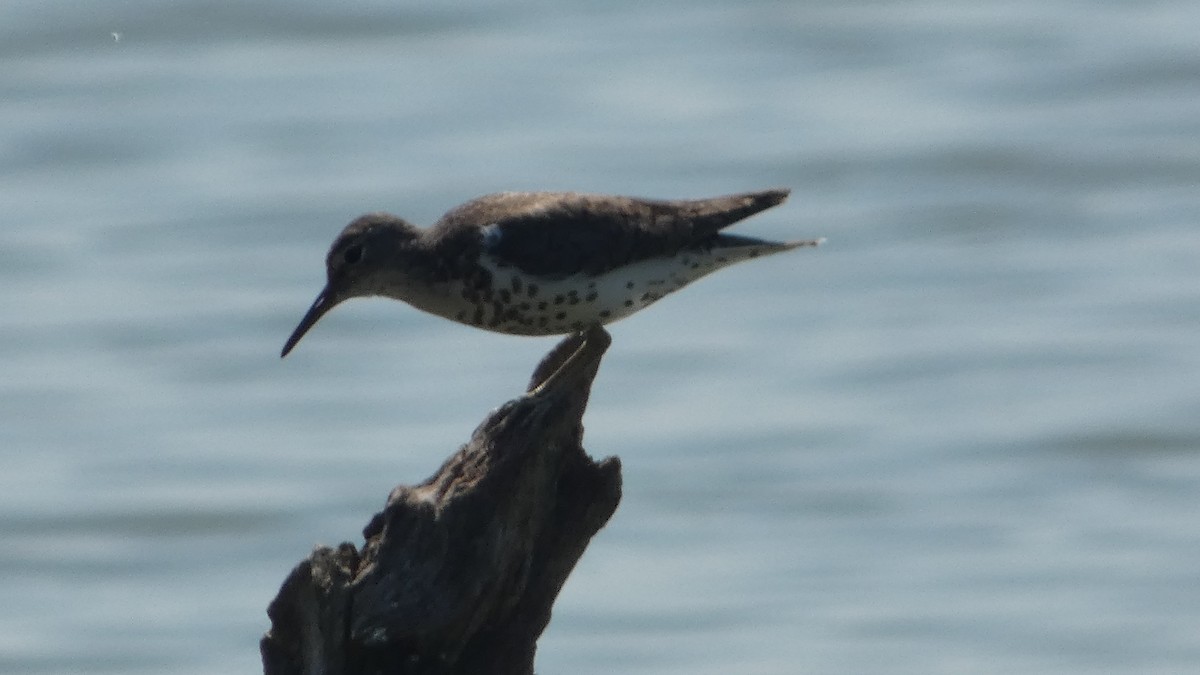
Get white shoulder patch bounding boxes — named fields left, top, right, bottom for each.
left=480, top=223, right=503, bottom=250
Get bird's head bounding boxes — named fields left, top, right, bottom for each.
left=281, top=213, right=420, bottom=357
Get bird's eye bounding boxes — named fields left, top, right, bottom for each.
left=343, top=245, right=364, bottom=264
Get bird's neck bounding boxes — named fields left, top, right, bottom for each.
left=372, top=236, right=460, bottom=305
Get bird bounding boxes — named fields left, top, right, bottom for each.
left=281, top=189, right=821, bottom=357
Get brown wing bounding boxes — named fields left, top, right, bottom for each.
left=432, top=189, right=789, bottom=278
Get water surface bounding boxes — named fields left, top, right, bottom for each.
left=2, top=2, right=1199, bottom=673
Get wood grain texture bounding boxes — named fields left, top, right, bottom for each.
left=262, top=326, right=621, bottom=675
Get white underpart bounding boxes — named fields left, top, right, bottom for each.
left=467, top=240, right=804, bottom=335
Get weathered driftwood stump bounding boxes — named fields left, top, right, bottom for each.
left=261, top=326, right=622, bottom=675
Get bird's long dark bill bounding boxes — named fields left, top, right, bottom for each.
left=281, top=286, right=337, bottom=358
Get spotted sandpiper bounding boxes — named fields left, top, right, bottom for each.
left=281, top=189, right=821, bottom=357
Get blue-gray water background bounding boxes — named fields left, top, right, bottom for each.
left=3, top=2, right=1199, bottom=673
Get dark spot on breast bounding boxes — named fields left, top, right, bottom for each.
left=585, top=292, right=598, bottom=302
left=538, top=316, right=549, bottom=327
left=455, top=310, right=466, bottom=321
left=570, top=321, right=585, bottom=330
left=624, top=299, right=634, bottom=307
left=553, top=295, right=565, bottom=305
left=472, top=306, right=485, bottom=325
left=499, top=289, right=512, bottom=303
left=625, top=281, right=635, bottom=289
left=748, top=250, right=760, bottom=258
left=568, top=296, right=579, bottom=305
left=527, top=284, right=538, bottom=297
left=599, top=310, right=611, bottom=318
left=716, top=256, right=727, bottom=263
left=511, top=276, right=523, bottom=293
left=690, top=263, right=700, bottom=269
left=555, top=311, right=567, bottom=320
left=518, top=302, right=531, bottom=311
left=538, top=301, right=548, bottom=310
